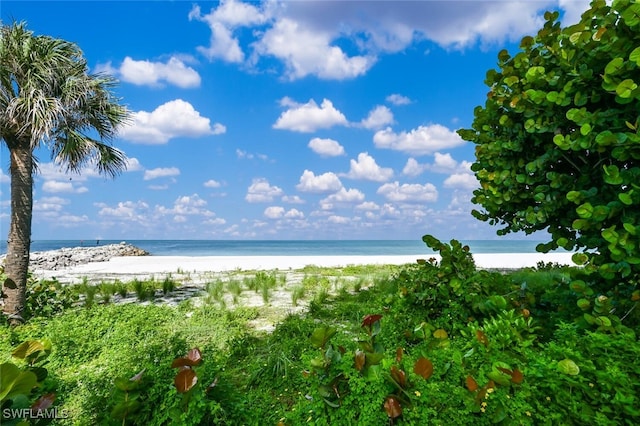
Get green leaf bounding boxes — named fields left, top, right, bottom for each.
left=572, top=253, right=589, bottom=265
left=557, top=359, right=580, bottom=375
left=619, top=192, right=633, bottom=205
left=0, top=363, right=38, bottom=402
left=576, top=203, right=593, bottom=219
left=630, top=46, right=640, bottom=66
left=309, top=326, right=337, bottom=349
left=604, top=57, right=624, bottom=75
left=616, top=79, right=638, bottom=98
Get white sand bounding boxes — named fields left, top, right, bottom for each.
left=39, top=252, right=575, bottom=276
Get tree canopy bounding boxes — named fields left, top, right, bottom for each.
left=458, top=0, right=640, bottom=282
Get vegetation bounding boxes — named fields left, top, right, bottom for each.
left=0, top=21, right=129, bottom=324
left=1, top=236, right=638, bottom=425
left=458, top=0, right=640, bottom=290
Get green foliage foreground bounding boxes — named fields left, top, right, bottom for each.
left=1, top=236, right=639, bottom=425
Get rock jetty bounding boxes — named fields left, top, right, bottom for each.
left=0, top=242, right=149, bottom=271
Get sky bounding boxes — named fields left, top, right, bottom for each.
left=0, top=0, right=593, bottom=241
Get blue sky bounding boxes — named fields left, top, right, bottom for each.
left=0, top=0, right=591, bottom=241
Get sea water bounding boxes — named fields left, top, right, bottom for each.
left=0, top=239, right=549, bottom=256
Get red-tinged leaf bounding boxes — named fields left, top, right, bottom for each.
left=31, top=393, right=55, bottom=411
left=174, top=367, right=198, bottom=393
left=302, top=370, right=311, bottom=378
left=396, top=347, right=403, bottom=363
left=384, top=395, right=402, bottom=419
left=390, top=366, right=407, bottom=388
left=466, top=375, right=479, bottom=392
left=511, top=368, right=524, bottom=384
left=361, top=314, right=382, bottom=328
left=354, top=350, right=366, bottom=371
left=487, top=380, right=496, bottom=390
left=186, top=348, right=203, bottom=365
left=130, top=369, right=145, bottom=382
left=338, top=345, right=346, bottom=355
left=413, top=357, right=433, bottom=380
left=476, top=330, right=489, bottom=347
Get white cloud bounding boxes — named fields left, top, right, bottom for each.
left=125, top=157, right=143, bottom=171
left=117, top=56, right=201, bottom=88
left=120, top=99, right=225, bottom=144
left=42, top=181, right=88, bottom=194
left=377, top=181, right=438, bottom=203
left=284, top=208, right=304, bottom=219
left=204, top=179, right=222, bottom=188
left=356, top=201, right=380, bottom=211
left=0, top=170, right=10, bottom=183
left=360, top=105, right=394, bottom=130
left=98, top=201, right=150, bottom=218
left=403, top=158, right=427, bottom=177
left=282, top=195, right=305, bottom=204
left=308, top=137, right=345, bottom=157
left=246, top=178, right=284, bottom=202
left=236, top=149, right=269, bottom=161
left=264, top=206, right=285, bottom=219
left=189, top=1, right=267, bottom=63
left=444, top=173, right=478, bottom=190
left=296, top=170, right=343, bottom=193
left=342, top=153, right=393, bottom=182
left=559, top=0, right=592, bottom=26
left=273, top=98, right=348, bottom=132
left=320, top=188, right=365, bottom=210
left=253, top=17, right=375, bottom=80
left=386, top=94, right=412, bottom=105
left=327, top=215, right=349, bottom=224
left=33, top=196, right=69, bottom=212
left=373, top=124, right=466, bottom=155
left=144, top=167, right=180, bottom=181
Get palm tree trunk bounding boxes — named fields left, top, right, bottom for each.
left=3, top=144, right=33, bottom=325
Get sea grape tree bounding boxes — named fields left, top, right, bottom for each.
left=458, top=0, right=640, bottom=283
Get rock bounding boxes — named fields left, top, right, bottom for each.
left=0, top=243, right=149, bottom=271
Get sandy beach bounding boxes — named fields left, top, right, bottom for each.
left=35, top=252, right=576, bottom=283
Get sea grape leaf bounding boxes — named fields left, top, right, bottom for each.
left=174, top=368, right=198, bottom=393
left=384, top=395, right=402, bottom=419
left=354, top=350, right=365, bottom=371
left=309, top=326, right=336, bottom=349
left=413, top=357, right=434, bottom=380
left=31, top=393, right=55, bottom=411
left=0, top=363, right=38, bottom=401
left=476, top=330, right=489, bottom=347
left=466, top=375, right=479, bottom=392
left=557, top=359, right=580, bottom=375
left=390, top=366, right=407, bottom=388
left=361, top=314, right=382, bottom=328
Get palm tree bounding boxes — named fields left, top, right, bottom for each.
left=0, top=21, right=130, bottom=324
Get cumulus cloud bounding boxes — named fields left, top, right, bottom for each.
left=42, top=181, right=88, bottom=194
left=246, top=178, right=284, bottom=202
left=114, top=56, right=201, bottom=88
left=444, top=173, right=479, bottom=190
left=296, top=170, right=343, bottom=193
left=203, top=179, right=222, bottom=188
left=320, top=188, right=365, bottom=210
left=264, top=206, right=305, bottom=219
left=273, top=98, right=348, bottom=132
left=34, top=196, right=69, bottom=212
left=373, top=124, right=466, bottom=155
left=342, top=152, right=393, bottom=182
left=282, top=195, right=305, bottom=204
left=144, top=167, right=180, bottom=181
left=360, top=105, right=394, bottom=130
left=377, top=181, right=438, bottom=203
left=120, top=99, right=226, bottom=144
left=252, top=17, right=375, bottom=80
left=308, top=137, right=345, bottom=157
left=97, top=200, right=150, bottom=218
left=386, top=94, right=412, bottom=105
left=189, top=1, right=267, bottom=62
left=402, top=158, right=427, bottom=177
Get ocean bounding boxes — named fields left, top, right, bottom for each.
left=0, top=239, right=551, bottom=256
